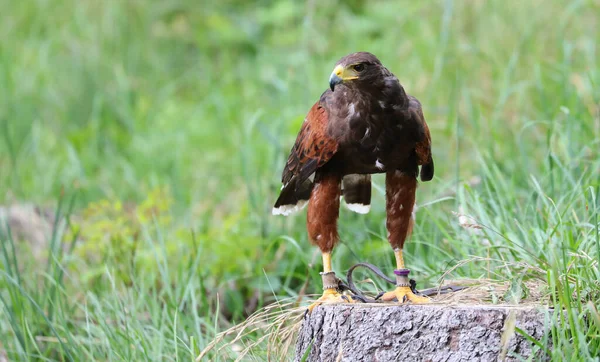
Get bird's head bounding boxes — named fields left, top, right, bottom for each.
left=328, top=52, right=384, bottom=92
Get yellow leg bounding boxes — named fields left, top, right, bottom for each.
left=394, top=249, right=405, bottom=269
left=381, top=248, right=430, bottom=304
left=307, top=252, right=353, bottom=313
left=322, top=252, right=332, bottom=273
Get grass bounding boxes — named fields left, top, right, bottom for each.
left=1, top=0, right=599, bottom=360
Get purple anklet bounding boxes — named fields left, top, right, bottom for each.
left=393, top=269, right=410, bottom=276
left=393, top=268, right=411, bottom=287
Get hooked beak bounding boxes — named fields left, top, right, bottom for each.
left=329, top=70, right=343, bottom=91
left=328, top=64, right=358, bottom=91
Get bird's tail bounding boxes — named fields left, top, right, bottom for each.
left=342, top=174, right=371, bottom=214
left=272, top=177, right=313, bottom=216
left=273, top=174, right=373, bottom=216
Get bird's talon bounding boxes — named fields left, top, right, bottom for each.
left=307, top=289, right=354, bottom=313
left=381, top=286, right=431, bottom=304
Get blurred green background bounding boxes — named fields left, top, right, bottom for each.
left=1, top=0, right=599, bottom=360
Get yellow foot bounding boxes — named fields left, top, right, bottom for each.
left=307, top=289, right=354, bottom=313
left=381, top=286, right=431, bottom=304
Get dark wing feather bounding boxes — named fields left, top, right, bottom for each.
left=273, top=102, right=338, bottom=215
left=409, top=96, right=434, bottom=181
left=281, top=102, right=338, bottom=188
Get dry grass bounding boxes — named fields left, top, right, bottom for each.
left=435, top=257, right=549, bottom=305
left=430, top=278, right=548, bottom=306
left=197, top=298, right=305, bottom=361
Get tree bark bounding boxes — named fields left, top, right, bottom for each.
left=295, top=304, right=549, bottom=362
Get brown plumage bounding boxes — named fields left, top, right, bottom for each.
left=273, top=52, right=434, bottom=304
left=306, top=173, right=341, bottom=253
left=386, top=171, right=417, bottom=250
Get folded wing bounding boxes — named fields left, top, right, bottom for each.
left=409, top=96, right=434, bottom=182
left=273, top=102, right=339, bottom=215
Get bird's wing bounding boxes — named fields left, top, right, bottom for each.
left=273, top=101, right=339, bottom=215
left=281, top=102, right=338, bottom=188
left=409, top=96, right=434, bottom=181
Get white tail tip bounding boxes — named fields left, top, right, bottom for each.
left=345, top=203, right=370, bottom=214
left=272, top=200, right=308, bottom=216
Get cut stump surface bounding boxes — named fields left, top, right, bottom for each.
left=295, top=304, right=550, bottom=362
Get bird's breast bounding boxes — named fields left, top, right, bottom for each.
left=324, top=87, right=422, bottom=175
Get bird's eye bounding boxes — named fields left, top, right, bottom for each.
left=353, top=64, right=365, bottom=72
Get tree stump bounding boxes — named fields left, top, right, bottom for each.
left=295, top=304, right=549, bottom=362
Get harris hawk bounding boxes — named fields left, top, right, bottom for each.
left=273, top=52, right=434, bottom=309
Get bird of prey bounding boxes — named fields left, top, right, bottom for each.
left=273, top=52, right=434, bottom=309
